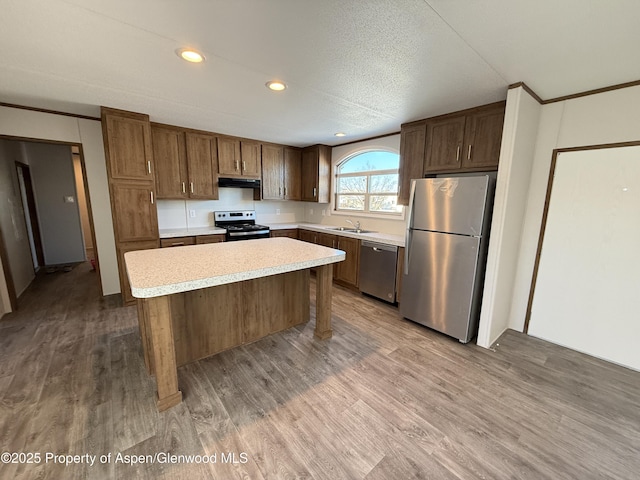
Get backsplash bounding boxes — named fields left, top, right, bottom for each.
left=157, top=188, right=305, bottom=230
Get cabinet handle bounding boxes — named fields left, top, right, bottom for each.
left=234, top=160, right=239, bottom=171
left=182, top=182, right=186, bottom=194
left=456, top=146, right=461, bottom=163
left=190, top=182, right=194, bottom=194
left=242, top=160, right=246, bottom=171
left=171, top=242, right=185, bottom=246
left=337, top=239, right=340, bottom=249
left=147, top=161, right=151, bottom=174
left=283, top=186, right=287, bottom=197
left=150, top=191, right=154, bottom=204
left=279, top=187, right=282, bottom=196
left=313, top=187, right=317, bottom=197
left=332, top=240, right=336, bottom=248
left=467, top=145, right=472, bottom=160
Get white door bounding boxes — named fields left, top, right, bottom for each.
left=529, top=145, right=640, bottom=371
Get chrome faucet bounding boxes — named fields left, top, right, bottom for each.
left=346, top=219, right=361, bottom=231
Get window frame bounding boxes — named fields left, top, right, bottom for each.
left=332, top=148, right=403, bottom=218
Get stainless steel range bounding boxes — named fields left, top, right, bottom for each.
left=214, top=210, right=270, bottom=241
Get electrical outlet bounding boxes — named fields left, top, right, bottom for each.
left=276, top=209, right=280, bottom=215
left=189, top=209, right=196, bottom=218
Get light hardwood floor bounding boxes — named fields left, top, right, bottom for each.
left=1, top=262, right=639, bottom=479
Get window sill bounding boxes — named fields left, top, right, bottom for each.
left=331, top=208, right=405, bottom=221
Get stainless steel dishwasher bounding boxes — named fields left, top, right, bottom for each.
left=359, top=241, right=398, bottom=303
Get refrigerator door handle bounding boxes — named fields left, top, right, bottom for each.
left=404, top=179, right=417, bottom=275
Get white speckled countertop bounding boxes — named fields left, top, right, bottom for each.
left=159, top=223, right=404, bottom=247
left=125, top=237, right=345, bottom=298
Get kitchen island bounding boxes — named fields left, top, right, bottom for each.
left=125, top=237, right=345, bottom=411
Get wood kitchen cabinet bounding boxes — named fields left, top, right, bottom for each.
left=185, top=132, right=219, bottom=199
left=217, top=136, right=261, bottom=178
left=424, top=102, right=505, bottom=174
left=262, top=145, right=302, bottom=200
left=152, top=125, right=188, bottom=198
left=102, top=107, right=160, bottom=305
left=398, top=121, right=427, bottom=205
left=117, top=240, right=159, bottom=305
left=298, top=229, right=318, bottom=244
left=301, top=145, right=331, bottom=203
left=196, top=234, right=225, bottom=244
left=110, top=182, right=159, bottom=243
left=270, top=229, right=298, bottom=239
left=152, top=125, right=219, bottom=200
left=160, top=237, right=196, bottom=248
left=335, top=236, right=360, bottom=288
left=102, top=107, right=155, bottom=181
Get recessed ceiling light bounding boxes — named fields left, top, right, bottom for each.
left=266, top=81, right=287, bottom=91
left=335, top=132, right=346, bottom=137
left=176, top=48, right=205, bottom=63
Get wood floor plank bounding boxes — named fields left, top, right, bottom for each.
left=1, top=262, right=640, bottom=479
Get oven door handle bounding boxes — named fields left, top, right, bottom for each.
left=227, top=229, right=270, bottom=237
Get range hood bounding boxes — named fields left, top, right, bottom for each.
left=218, top=177, right=261, bottom=189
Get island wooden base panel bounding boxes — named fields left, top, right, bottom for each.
left=3, top=263, right=640, bottom=479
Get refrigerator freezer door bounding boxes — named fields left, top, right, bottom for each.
left=400, top=230, right=481, bottom=342
left=410, top=176, right=489, bottom=236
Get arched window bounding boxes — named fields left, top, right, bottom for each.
left=335, top=150, right=401, bottom=214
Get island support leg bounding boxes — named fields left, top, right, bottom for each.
left=314, top=264, right=333, bottom=340
left=144, top=296, right=182, bottom=411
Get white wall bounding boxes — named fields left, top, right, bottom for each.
left=303, top=134, right=406, bottom=235
left=508, top=84, right=640, bottom=335
left=73, top=153, right=93, bottom=255
left=476, top=87, right=541, bottom=347
left=157, top=188, right=306, bottom=230
left=0, top=107, right=119, bottom=297
left=23, top=142, right=86, bottom=265
left=0, top=139, right=35, bottom=298
left=529, top=146, right=640, bottom=371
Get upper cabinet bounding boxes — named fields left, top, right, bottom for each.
left=261, top=145, right=302, bottom=201
left=217, top=137, right=261, bottom=178
left=424, top=102, right=505, bottom=173
left=398, top=101, right=505, bottom=205
left=102, top=108, right=154, bottom=181
left=152, top=125, right=188, bottom=198
left=397, top=121, right=427, bottom=206
left=301, top=145, right=331, bottom=203
left=185, top=132, right=219, bottom=199
left=151, top=124, right=219, bottom=200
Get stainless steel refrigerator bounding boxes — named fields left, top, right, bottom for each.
left=400, top=175, right=494, bottom=343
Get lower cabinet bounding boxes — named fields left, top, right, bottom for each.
left=297, top=229, right=360, bottom=289
left=334, top=236, right=360, bottom=288
left=117, top=240, right=159, bottom=305
left=270, top=229, right=299, bottom=239
left=160, top=237, right=196, bottom=248
left=196, top=234, right=226, bottom=244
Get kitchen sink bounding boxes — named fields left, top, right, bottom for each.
left=327, top=227, right=376, bottom=234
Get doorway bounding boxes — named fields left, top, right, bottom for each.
left=0, top=137, right=101, bottom=310
left=16, top=162, right=45, bottom=271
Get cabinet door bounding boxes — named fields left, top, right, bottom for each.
left=270, top=229, right=298, bottom=239
left=103, top=110, right=154, bottom=181
left=398, top=122, right=427, bottom=205
left=424, top=116, right=466, bottom=172
left=186, top=133, right=218, bottom=199
left=160, top=237, right=196, bottom=248
left=110, top=182, right=158, bottom=242
left=336, top=236, right=360, bottom=287
left=217, top=136, right=242, bottom=175
left=317, top=232, right=337, bottom=249
left=117, top=240, right=159, bottom=305
left=283, top=147, right=302, bottom=201
left=261, top=144, right=284, bottom=199
left=240, top=140, right=262, bottom=178
left=196, top=234, right=225, bottom=244
left=463, top=106, right=505, bottom=170
left=298, top=230, right=317, bottom=244
left=301, top=145, right=330, bottom=202
left=152, top=126, right=187, bottom=198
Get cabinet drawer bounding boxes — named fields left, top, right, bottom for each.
left=195, top=234, right=226, bottom=244
left=160, top=237, right=196, bottom=248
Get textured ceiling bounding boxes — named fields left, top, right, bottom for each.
left=1, top=0, right=638, bottom=147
